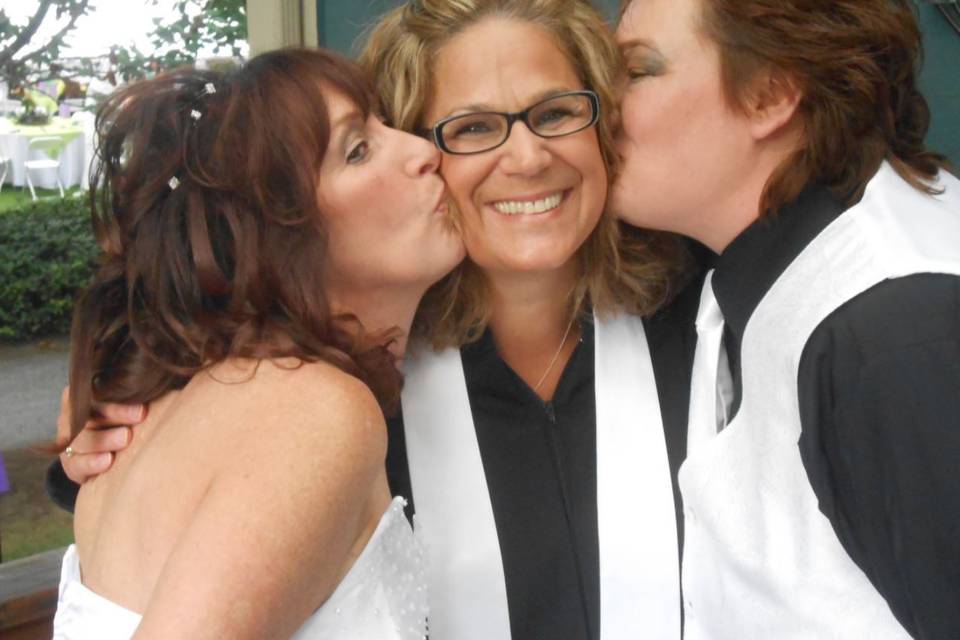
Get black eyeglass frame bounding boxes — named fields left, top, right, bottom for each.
left=422, top=89, right=601, bottom=156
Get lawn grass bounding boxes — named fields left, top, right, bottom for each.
left=0, top=185, right=84, bottom=213
left=0, top=447, right=74, bottom=563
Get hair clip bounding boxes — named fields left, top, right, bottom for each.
left=168, top=176, right=181, bottom=190
left=182, top=79, right=216, bottom=127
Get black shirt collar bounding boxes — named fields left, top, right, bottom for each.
left=461, top=318, right=596, bottom=408
left=711, top=184, right=847, bottom=345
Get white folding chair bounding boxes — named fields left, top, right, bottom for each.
left=72, top=111, right=97, bottom=191
left=0, top=99, right=19, bottom=116
left=24, top=135, right=65, bottom=200
left=0, top=156, right=8, bottom=195
left=0, top=130, right=12, bottom=195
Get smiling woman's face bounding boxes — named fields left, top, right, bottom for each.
left=423, top=17, right=608, bottom=278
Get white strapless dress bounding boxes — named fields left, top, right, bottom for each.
left=52, top=497, right=428, bottom=639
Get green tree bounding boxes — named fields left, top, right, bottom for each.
left=0, top=0, right=92, bottom=89
left=111, top=0, right=246, bottom=81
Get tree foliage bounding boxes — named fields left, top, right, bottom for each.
left=0, top=0, right=246, bottom=91
left=111, top=0, right=246, bottom=81
left=0, top=0, right=92, bottom=89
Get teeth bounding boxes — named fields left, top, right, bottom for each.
left=492, top=192, right=562, bottom=215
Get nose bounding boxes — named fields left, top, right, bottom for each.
left=401, top=129, right=442, bottom=177
left=498, top=122, right=551, bottom=176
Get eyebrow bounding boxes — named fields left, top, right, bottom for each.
left=618, top=39, right=657, bottom=54
left=443, top=87, right=579, bottom=117
left=328, top=110, right=364, bottom=151
left=331, top=110, right=364, bottom=129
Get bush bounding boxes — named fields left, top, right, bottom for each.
left=0, top=196, right=99, bottom=342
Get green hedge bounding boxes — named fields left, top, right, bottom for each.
left=0, top=197, right=99, bottom=342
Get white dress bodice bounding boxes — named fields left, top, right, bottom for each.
left=52, top=496, right=428, bottom=639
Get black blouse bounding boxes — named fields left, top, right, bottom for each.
left=386, top=299, right=699, bottom=640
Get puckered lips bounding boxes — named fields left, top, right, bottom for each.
left=428, top=183, right=450, bottom=218
left=433, top=193, right=448, bottom=215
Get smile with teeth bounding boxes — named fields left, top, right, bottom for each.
left=491, top=192, right=563, bottom=216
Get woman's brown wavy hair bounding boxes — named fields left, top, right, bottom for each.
left=644, top=0, right=950, bottom=213
left=361, top=0, right=692, bottom=349
left=65, top=48, right=402, bottom=444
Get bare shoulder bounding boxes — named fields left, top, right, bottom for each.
left=254, top=357, right=383, bottom=423
left=193, top=358, right=387, bottom=475
left=130, top=358, right=393, bottom=639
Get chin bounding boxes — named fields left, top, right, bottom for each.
left=428, top=241, right=467, bottom=281
left=608, top=185, right=634, bottom=223
left=610, top=192, right=656, bottom=230
left=503, top=253, right=575, bottom=274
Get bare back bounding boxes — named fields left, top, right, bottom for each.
left=73, top=358, right=391, bottom=636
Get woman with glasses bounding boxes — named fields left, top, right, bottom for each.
left=358, top=2, right=693, bottom=638
left=50, top=1, right=694, bottom=638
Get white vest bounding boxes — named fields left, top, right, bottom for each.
left=680, top=163, right=960, bottom=639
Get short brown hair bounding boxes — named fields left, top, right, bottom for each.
left=67, top=48, right=401, bottom=442
left=695, top=0, right=949, bottom=212
left=361, top=0, right=690, bottom=348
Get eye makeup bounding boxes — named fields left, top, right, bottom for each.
left=621, top=44, right=668, bottom=80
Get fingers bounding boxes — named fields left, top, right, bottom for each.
left=61, top=450, right=115, bottom=484
left=55, top=384, right=145, bottom=483
left=57, top=386, right=145, bottom=434
left=61, top=425, right=132, bottom=484
left=94, top=402, right=146, bottom=426
left=57, top=384, right=146, bottom=443
left=56, top=385, right=73, bottom=446
left=72, top=424, right=132, bottom=454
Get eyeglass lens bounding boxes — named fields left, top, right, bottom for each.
left=439, top=93, right=595, bottom=154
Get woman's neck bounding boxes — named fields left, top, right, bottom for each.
left=701, top=121, right=805, bottom=254
left=330, top=285, right=424, bottom=358
left=485, top=261, right=583, bottom=401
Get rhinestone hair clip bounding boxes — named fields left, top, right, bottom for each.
left=168, top=81, right=218, bottom=189
left=189, top=82, right=217, bottom=122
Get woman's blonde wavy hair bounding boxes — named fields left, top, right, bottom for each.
left=360, top=0, right=691, bottom=349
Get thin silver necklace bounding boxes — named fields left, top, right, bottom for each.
left=532, top=314, right=577, bottom=392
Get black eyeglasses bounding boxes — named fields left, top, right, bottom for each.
left=422, top=90, right=600, bottom=156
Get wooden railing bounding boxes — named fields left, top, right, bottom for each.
left=0, top=547, right=63, bottom=639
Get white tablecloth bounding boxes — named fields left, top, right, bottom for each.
left=0, top=121, right=91, bottom=191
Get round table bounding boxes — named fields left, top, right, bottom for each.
left=0, top=117, right=90, bottom=191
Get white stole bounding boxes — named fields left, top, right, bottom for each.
left=401, top=313, right=681, bottom=640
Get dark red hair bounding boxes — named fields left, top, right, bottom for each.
left=67, top=48, right=401, bottom=443
left=696, top=0, right=950, bottom=212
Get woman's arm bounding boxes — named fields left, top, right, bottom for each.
left=799, top=274, right=960, bottom=639
left=132, top=363, right=388, bottom=640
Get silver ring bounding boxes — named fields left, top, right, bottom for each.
left=64, top=446, right=75, bottom=459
